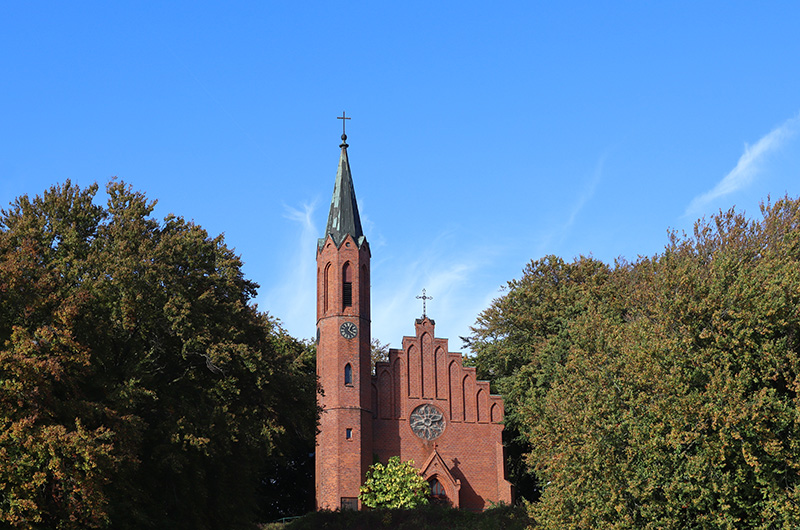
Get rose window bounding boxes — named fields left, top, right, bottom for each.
left=409, top=404, right=445, bottom=441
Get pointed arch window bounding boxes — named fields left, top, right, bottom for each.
left=342, top=263, right=353, bottom=308
left=323, top=262, right=331, bottom=314
left=344, top=363, right=353, bottom=385
left=360, top=264, right=369, bottom=315
left=429, top=478, right=447, bottom=502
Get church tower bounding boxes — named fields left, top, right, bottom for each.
left=315, top=128, right=372, bottom=510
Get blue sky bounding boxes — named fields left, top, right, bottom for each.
left=3, top=2, right=799, bottom=351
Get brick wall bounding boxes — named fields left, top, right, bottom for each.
left=371, top=318, right=512, bottom=510
left=315, top=235, right=511, bottom=511
left=315, top=233, right=372, bottom=510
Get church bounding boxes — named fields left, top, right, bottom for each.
left=315, top=126, right=512, bottom=511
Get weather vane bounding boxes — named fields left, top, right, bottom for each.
left=416, top=288, right=433, bottom=318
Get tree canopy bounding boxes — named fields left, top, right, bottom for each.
left=0, top=181, right=317, bottom=529
left=469, top=197, right=800, bottom=529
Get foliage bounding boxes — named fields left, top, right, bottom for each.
left=468, top=197, right=800, bottom=529
left=257, top=339, right=318, bottom=521
left=271, top=502, right=530, bottom=530
left=359, top=456, right=430, bottom=509
left=370, top=338, right=390, bottom=374
left=465, top=254, right=615, bottom=503
left=0, top=181, right=318, bottom=529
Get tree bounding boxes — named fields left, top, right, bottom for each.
left=257, top=339, right=318, bottom=521
left=359, top=456, right=430, bottom=509
left=468, top=197, right=800, bottom=529
left=370, top=338, right=390, bottom=374
left=0, top=181, right=318, bottom=529
left=465, top=254, right=616, bottom=503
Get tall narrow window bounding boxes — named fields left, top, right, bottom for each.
left=360, top=264, right=369, bottom=315
left=344, top=363, right=353, bottom=385
left=345, top=428, right=353, bottom=440
left=323, top=263, right=331, bottom=314
left=342, top=263, right=353, bottom=308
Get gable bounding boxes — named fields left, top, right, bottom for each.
left=372, top=317, right=504, bottom=425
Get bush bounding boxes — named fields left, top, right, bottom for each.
left=359, top=456, right=430, bottom=509
left=279, top=503, right=531, bottom=530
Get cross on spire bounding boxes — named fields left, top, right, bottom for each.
left=416, top=288, right=433, bottom=318
left=337, top=111, right=351, bottom=146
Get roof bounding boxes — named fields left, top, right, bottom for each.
left=319, top=134, right=365, bottom=249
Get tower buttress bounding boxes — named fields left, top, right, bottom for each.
left=315, top=130, right=372, bottom=510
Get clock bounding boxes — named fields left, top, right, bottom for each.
left=339, top=321, right=358, bottom=339
left=409, top=404, right=445, bottom=441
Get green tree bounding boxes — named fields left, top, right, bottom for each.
left=370, top=337, right=390, bottom=374
left=359, top=456, right=430, bottom=509
left=469, top=197, right=800, bottom=529
left=0, top=181, right=318, bottom=529
left=465, top=254, right=617, bottom=503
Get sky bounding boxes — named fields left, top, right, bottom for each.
left=2, top=2, right=800, bottom=351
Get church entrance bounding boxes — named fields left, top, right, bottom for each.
left=429, top=478, right=448, bottom=505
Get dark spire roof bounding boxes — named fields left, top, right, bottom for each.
left=320, top=133, right=365, bottom=249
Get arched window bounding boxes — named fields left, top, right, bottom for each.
left=323, top=262, right=331, bottom=314
left=342, top=263, right=353, bottom=308
left=344, top=363, right=353, bottom=385
left=360, top=264, right=369, bottom=315
left=429, top=478, right=446, bottom=502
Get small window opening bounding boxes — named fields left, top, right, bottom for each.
left=345, top=428, right=353, bottom=440
left=341, top=497, right=358, bottom=510
left=429, top=478, right=447, bottom=502
left=343, top=263, right=353, bottom=308
left=323, top=263, right=331, bottom=314
left=360, top=264, right=368, bottom=314
left=344, top=363, right=353, bottom=385
left=343, top=283, right=352, bottom=307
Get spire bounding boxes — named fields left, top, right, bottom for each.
left=321, top=124, right=365, bottom=249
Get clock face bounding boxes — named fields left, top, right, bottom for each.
left=409, top=404, right=445, bottom=441
left=339, top=321, right=358, bottom=339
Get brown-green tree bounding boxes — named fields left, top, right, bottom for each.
left=0, top=181, right=317, bottom=529
left=465, top=254, right=617, bottom=504
left=469, top=197, right=800, bottom=529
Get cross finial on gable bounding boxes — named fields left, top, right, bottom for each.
left=416, top=288, right=433, bottom=318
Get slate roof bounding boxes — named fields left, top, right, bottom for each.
left=320, top=134, right=365, bottom=249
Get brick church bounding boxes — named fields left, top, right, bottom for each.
left=315, top=127, right=512, bottom=511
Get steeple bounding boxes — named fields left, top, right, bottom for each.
left=321, top=131, right=365, bottom=249
left=315, top=116, right=373, bottom=511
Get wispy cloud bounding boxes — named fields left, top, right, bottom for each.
left=266, top=202, right=509, bottom=355
left=263, top=200, right=319, bottom=338
left=536, top=154, right=605, bottom=254
left=563, top=155, right=604, bottom=234
left=264, top=198, right=501, bottom=349
left=371, top=232, right=502, bottom=354
left=684, top=115, right=800, bottom=217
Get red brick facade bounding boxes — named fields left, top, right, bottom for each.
left=370, top=317, right=512, bottom=509
left=315, top=136, right=511, bottom=511
left=315, top=232, right=372, bottom=511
